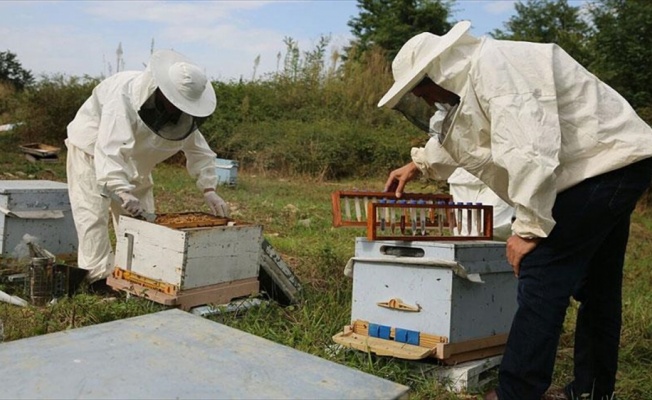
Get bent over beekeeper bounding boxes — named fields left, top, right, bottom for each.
left=380, top=21, right=652, bottom=400
left=65, top=49, right=229, bottom=285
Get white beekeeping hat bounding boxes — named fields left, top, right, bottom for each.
left=378, top=21, right=471, bottom=109
left=150, top=49, right=216, bottom=117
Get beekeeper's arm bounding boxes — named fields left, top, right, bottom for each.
left=385, top=142, right=459, bottom=197
left=182, top=131, right=230, bottom=218
left=411, top=137, right=460, bottom=181
left=94, top=101, right=140, bottom=195
left=92, top=100, right=151, bottom=216
left=489, top=92, right=561, bottom=240
left=386, top=103, right=461, bottom=196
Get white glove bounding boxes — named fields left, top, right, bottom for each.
left=204, top=190, right=230, bottom=218
left=117, top=191, right=143, bottom=216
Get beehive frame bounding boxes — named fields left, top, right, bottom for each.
left=366, top=201, right=494, bottom=241
left=331, top=191, right=452, bottom=227
left=331, top=190, right=493, bottom=241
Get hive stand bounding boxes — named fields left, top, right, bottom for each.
left=107, top=271, right=259, bottom=311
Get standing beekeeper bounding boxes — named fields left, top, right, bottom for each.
left=65, top=49, right=229, bottom=286
left=381, top=21, right=652, bottom=400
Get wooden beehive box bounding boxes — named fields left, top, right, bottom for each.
left=113, top=213, right=262, bottom=294
left=334, top=238, right=517, bottom=364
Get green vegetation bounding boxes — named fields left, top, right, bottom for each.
left=1, top=135, right=651, bottom=399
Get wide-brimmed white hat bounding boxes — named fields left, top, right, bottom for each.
left=150, top=49, right=216, bottom=117
left=378, top=21, right=471, bottom=109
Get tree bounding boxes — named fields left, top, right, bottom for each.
left=491, top=0, right=592, bottom=67
left=347, top=0, right=455, bottom=61
left=0, top=50, right=34, bottom=91
left=588, top=0, right=652, bottom=110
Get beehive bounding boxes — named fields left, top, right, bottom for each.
left=333, top=238, right=518, bottom=363
left=0, top=180, right=77, bottom=258
left=350, top=238, right=517, bottom=344
left=114, top=213, right=262, bottom=293
left=215, top=158, right=238, bottom=186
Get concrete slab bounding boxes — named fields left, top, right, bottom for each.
left=0, top=309, right=409, bottom=400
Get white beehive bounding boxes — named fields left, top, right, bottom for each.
left=114, top=214, right=262, bottom=291
left=350, top=238, right=517, bottom=344
left=215, top=158, right=238, bottom=186
left=0, top=180, right=77, bottom=258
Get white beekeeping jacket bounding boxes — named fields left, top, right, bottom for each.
left=412, top=34, right=652, bottom=238
left=425, top=105, right=514, bottom=240
left=66, top=66, right=218, bottom=195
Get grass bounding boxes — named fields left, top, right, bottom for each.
left=1, top=139, right=652, bottom=399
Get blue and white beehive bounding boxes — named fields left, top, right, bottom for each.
left=349, top=238, right=517, bottom=344
left=215, top=158, right=238, bottom=186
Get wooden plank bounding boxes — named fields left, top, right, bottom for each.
left=175, top=277, right=259, bottom=311
left=24, top=153, right=59, bottom=163
left=343, top=320, right=507, bottom=364
left=107, top=275, right=259, bottom=310
left=352, top=320, right=448, bottom=346
left=18, top=143, right=61, bottom=157
left=333, top=331, right=434, bottom=360
left=435, top=333, right=508, bottom=359
left=107, top=274, right=177, bottom=305
left=439, top=345, right=505, bottom=365
left=113, top=267, right=178, bottom=295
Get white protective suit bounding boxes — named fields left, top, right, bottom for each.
left=429, top=104, right=514, bottom=241
left=66, top=54, right=219, bottom=282
left=381, top=21, right=652, bottom=239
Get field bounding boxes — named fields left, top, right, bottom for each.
left=1, top=139, right=651, bottom=399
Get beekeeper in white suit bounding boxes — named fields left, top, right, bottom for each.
left=381, top=21, right=652, bottom=400
left=428, top=103, right=514, bottom=240
left=65, top=49, right=229, bottom=285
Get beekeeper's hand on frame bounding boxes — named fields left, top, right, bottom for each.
left=117, top=191, right=144, bottom=216
left=384, top=161, right=420, bottom=198
left=203, top=189, right=230, bottom=218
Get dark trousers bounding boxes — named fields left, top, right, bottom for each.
left=497, top=157, right=652, bottom=400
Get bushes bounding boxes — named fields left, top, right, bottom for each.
left=211, top=118, right=420, bottom=180
left=11, top=74, right=97, bottom=145
left=197, top=46, right=425, bottom=179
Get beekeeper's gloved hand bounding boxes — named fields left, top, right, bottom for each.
left=117, top=191, right=143, bottom=216
left=204, top=190, right=230, bottom=218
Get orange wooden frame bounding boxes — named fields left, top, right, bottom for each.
left=331, top=191, right=452, bottom=228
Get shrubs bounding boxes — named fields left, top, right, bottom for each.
left=211, top=119, right=420, bottom=180
left=11, top=74, right=98, bottom=145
